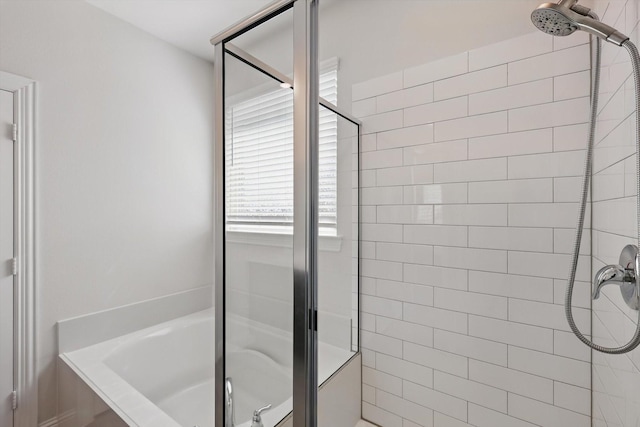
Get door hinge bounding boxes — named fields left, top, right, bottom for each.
left=11, top=258, right=18, bottom=276
left=12, top=123, right=17, bottom=142
left=11, top=390, right=17, bottom=410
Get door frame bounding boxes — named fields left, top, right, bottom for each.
left=211, top=1, right=320, bottom=426
left=0, top=71, right=37, bottom=427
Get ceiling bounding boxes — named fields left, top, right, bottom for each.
left=85, top=0, right=273, bottom=62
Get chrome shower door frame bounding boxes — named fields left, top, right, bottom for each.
left=212, top=1, right=320, bottom=426
left=292, top=1, right=319, bottom=427
left=213, top=36, right=225, bottom=427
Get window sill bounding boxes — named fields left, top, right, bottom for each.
left=226, top=229, right=343, bottom=252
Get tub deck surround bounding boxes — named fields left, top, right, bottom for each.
left=57, top=286, right=214, bottom=354
left=60, top=309, right=355, bottom=427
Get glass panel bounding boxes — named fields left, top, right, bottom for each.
left=317, top=108, right=359, bottom=382
left=220, top=7, right=362, bottom=425
left=224, top=51, right=294, bottom=427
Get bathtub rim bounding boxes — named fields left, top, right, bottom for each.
left=59, top=352, right=153, bottom=427
left=59, top=308, right=359, bottom=427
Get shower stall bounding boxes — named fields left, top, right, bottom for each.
left=49, top=1, right=640, bottom=427
left=211, top=0, right=640, bottom=425
left=211, top=1, right=361, bottom=426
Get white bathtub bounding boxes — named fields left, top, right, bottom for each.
left=60, top=309, right=354, bottom=427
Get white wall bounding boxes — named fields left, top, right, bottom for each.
left=353, top=27, right=598, bottom=427
left=0, top=0, right=214, bottom=423
left=590, top=1, right=640, bottom=426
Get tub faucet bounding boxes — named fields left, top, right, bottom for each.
left=251, top=404, right=272, bottom=427
left=225, top=377, right=235, bottom=427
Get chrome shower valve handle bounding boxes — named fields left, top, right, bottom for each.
left=593, top=245, right=640, bottom=311
left=593, top=265, right=628, bottom=298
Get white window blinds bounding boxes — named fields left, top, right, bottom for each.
left=225, top=59, right=339, bottom=233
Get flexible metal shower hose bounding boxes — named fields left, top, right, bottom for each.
left=565, top=37, right=640, bottom=354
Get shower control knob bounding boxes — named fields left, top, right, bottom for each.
left=593, top=245, right=640, bottom=310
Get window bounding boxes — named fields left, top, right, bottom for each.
left=225, top=59, right=339, bottom=235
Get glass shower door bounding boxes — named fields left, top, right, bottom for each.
left=222, top=50, right=295, bottom=427
left=213, top=2, right=357, bottom=426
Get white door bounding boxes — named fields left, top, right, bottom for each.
left=0, top=89, right=14, bottom=427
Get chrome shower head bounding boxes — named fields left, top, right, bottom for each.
left=531, top=0, right=629, bottom=46
left=531, top=4, right=578, bottom=36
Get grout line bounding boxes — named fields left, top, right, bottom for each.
left=364, top=299, right=592, bottom=360
left=366, top=361, right=592, bottom=420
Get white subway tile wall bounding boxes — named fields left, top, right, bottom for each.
left=353, top=1, right=640, bottom=425
left=590, top=1, right=640, bottom=427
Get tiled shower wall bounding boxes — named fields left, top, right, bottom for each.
left=591, top=1, right=640, bottom=426
left=353, top=27, right=599, bottom=427
left=354, top=1, right=640, bottom=426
